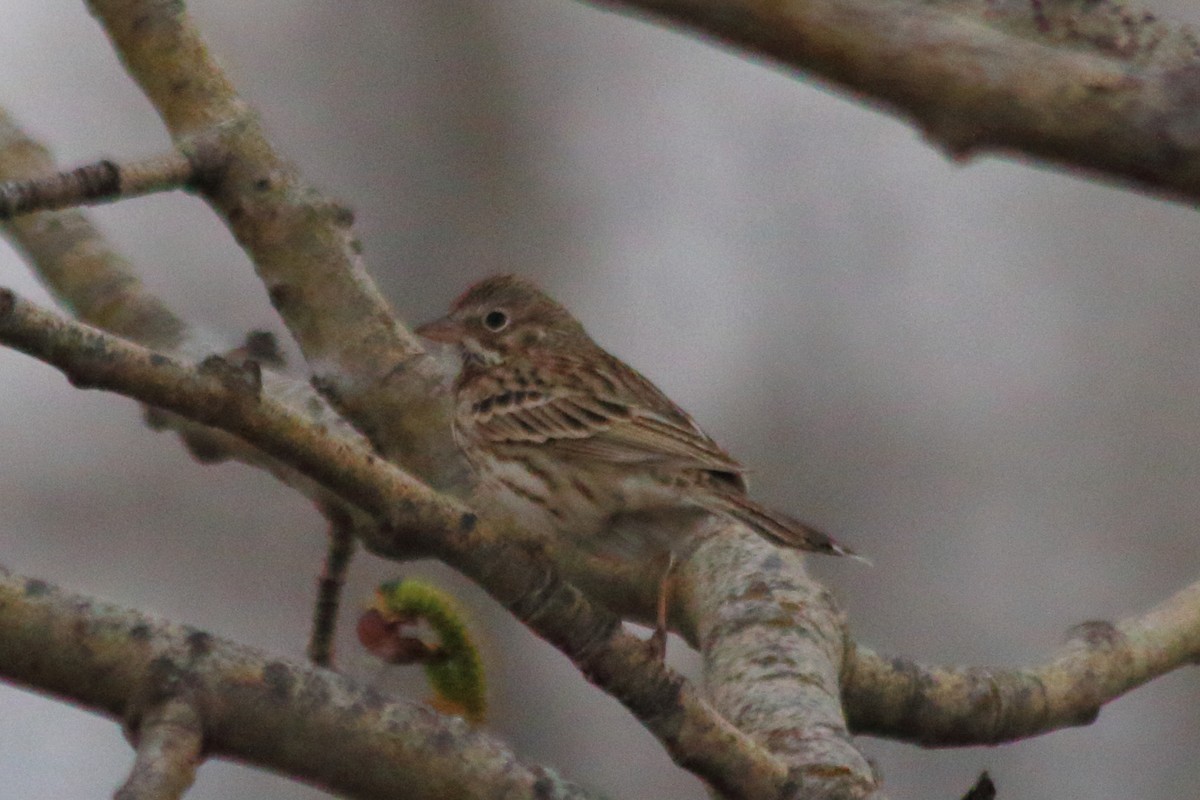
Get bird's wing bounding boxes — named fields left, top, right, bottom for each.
left=465, top=357, right=746, bottom=479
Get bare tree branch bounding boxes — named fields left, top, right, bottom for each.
left=85, top=0, right=464, bottom=488
left=0, top=107, right=186, bottom=348
left=308, top=503, right=360, bottom=668
left=0, top=150, right=199, bottom=219
left=584, top=0, right=1200, bottom=206
left=685, top=525, right=876, bottom=795
left=0, top=1, right=1191, bottom=796
left=114, top=697, right=203, bottom=800
left=0, top=287, right=793, bottom=800
left=0, top=96, right=812, bottom=795
left=0, top=564, right=594, bottom=800
left=63, top=5, right=887, bottom=793
left=843, top=578, right=1200, bottom=745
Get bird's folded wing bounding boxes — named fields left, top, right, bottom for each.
left=472, top=388, right=745, bottom=475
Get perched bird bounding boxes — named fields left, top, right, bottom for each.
left=416, top=275, right=860, bottom=647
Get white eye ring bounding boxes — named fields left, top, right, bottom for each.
left=483, top=309, right=509, bottom=331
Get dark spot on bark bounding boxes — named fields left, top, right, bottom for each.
left=24, top=579, right=49, bottom=597
left=459, top=512, right=477, bottom=533
left=186, top=630, right=213, bottom=659
left=267, top=283, right=291, bottom=311
left=1159, top=64, right=1200, bottom=158
left=262, top=661, right=293, bottom=700
left=358, top=686, right=387, bottom=711
left=238, top=359, right=263, bottom=394
left=494, top=391, right=514, bottom=407
left=432, top=729, right=455, bottom=753
left=1067, top=619, right=1123, bottom=649
left=198, top=354, right=230, bottom=377
left=253, top=176, right=272, bottom=191
left=145, top=656, right=179, bottom=690
left=310, top=374, right=339, bottom=403
left=129, top=623, right=152, bottom=642
left=66, top=370, right=97, bottom=390
left=532, top=771, right=556, bottom=799
left=244, top=330, right=284, bottom=366
left=83, top=161, right=120, bottom=199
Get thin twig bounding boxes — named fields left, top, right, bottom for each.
left=114, top=697, right=204, bottom=800
left=0, top=108, right=185, bottom=347
left=308, top=503, right=359, bottom=667
left=0, top=150, right=199, bottom=219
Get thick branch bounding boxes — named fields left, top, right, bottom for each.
left=86, top=0, right=464, bottom=487
left=686, top=525, right=877, bottom=795
left=0, top=100, right=806, bottom=796
left=586, top=0, right=1200, bottom=205
left=0, top=108, right=371, bottom=498
left=0, top=565, right=592, bottom=800
left=0, top=150, right=198, bottom=219
left=0, top=288, right=791, bottom=800
left=842, top=578, right=1200, bottom=745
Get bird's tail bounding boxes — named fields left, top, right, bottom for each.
left=699, top=488, right=869, bottom=563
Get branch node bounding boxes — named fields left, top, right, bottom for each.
left=241, top=329, right=285, bottom=367
left=197, top=353, right=262, bottom=396
left=115, top=694, right=205, bottom=800
left=1064, top=619, right=1124, bottom=650
left=180, top=135, right=230, bottom=193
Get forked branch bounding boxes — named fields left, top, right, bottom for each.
left=0, top=565, right=591, bottom=800
left=0, top=287, right=793, bottom=800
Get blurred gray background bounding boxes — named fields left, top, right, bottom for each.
left=2, top=2, right=1199, bottom=798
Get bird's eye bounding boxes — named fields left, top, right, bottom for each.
left=483, top=310, right=509, bottom=331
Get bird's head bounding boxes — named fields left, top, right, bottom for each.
left=415, top=274, right=588, bottom=366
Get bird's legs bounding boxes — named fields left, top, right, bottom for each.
left=646, top=551, right=677, bottom=660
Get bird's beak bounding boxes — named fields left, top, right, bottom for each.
left=414, top=315, right=463, bottom=344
